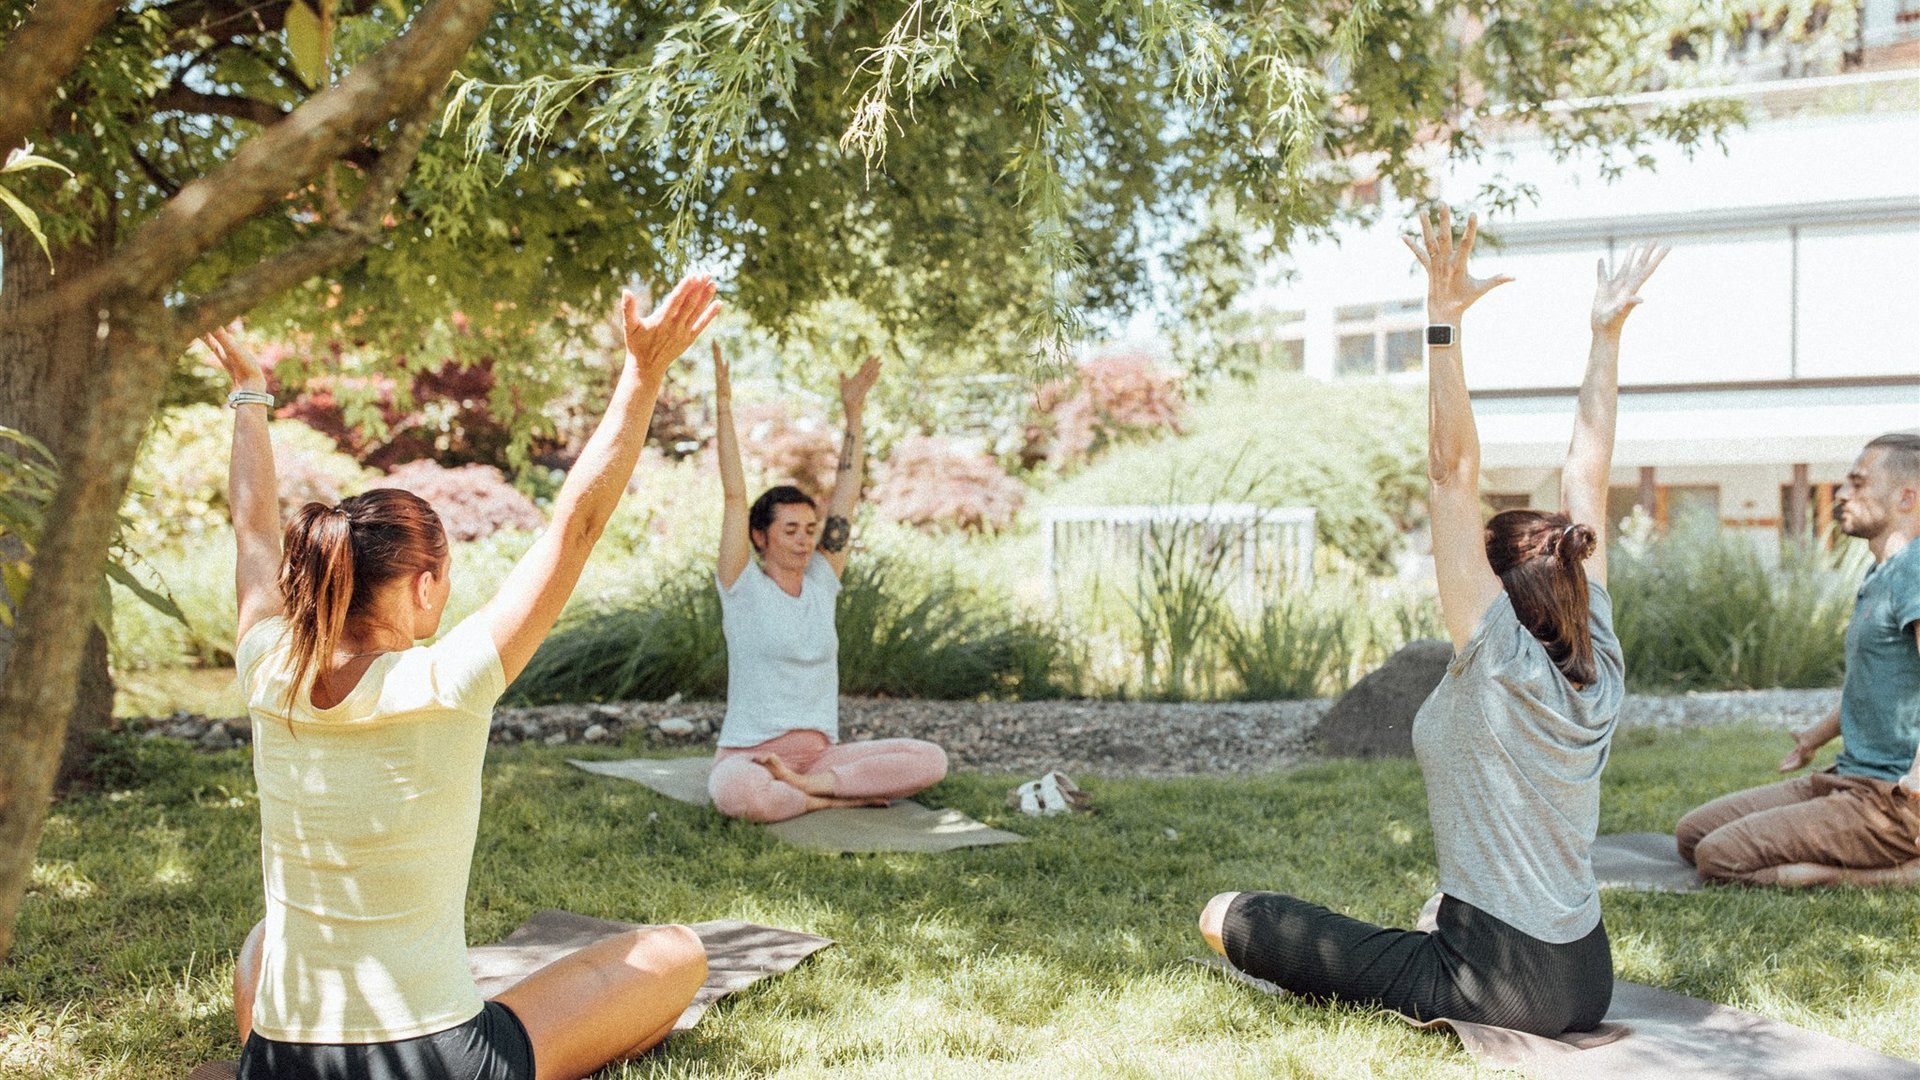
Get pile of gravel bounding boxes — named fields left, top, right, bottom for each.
left=127, top=686, right=1838, bottom=779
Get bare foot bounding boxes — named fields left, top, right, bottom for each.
left=804, top=794, right=891, bottom=812
left=1763, top=859, right=1920, bottom=888
left=754, top=754, right=834, bottom=797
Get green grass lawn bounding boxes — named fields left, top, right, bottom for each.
left=6, top=724, right=1917, bottom=1078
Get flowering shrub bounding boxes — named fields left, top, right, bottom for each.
left=380, top=460, right=546, bottom=541
left=732, top=401, right=840, bottom=502
left=280, top=357, right=520, bottom=472
left=123, top=405, right=372, bottom=553
left=874, top=436, right=1026, bottom=533
left=1024, top=349, right=1185, bottom=469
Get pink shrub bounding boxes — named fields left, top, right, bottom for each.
left=380, top=460, right=546, bottom=541
left=1023, top=349, right=1185, bottom=470
left=875, top=436, right=1026, bottom=533
left=733, top=402, right=840, bottom=502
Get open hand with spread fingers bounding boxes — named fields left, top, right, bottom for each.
left=202, top=326, right=267, bottom=393
left=840, top=354, right=881, bottom=418
left=621, top=274, right=723, bottom=383
left=1592, top=242, right=1670, bottom=334
left=1402, top=206, right=1513, bottom=324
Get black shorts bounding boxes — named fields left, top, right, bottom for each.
left=236, top=1000, right=535, bottom=1080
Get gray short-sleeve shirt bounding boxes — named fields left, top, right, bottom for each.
left=1410, top=580, right=1625, bottom=944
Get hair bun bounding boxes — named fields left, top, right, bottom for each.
left=1558, top=523, right=1598, bottom=565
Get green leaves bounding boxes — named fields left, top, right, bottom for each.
left=0, top=426, right=188, bottom=633
left=283, top=1, right=327, bottom=89
left=0, top=144, right=76, bottom=265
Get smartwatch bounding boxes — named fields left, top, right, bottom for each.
left=1425, top=324, right=1457, bottom=348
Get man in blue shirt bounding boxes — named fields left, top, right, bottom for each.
left=1676, top=431, right=1920, bottom=886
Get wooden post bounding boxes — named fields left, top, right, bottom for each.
left=1637, top=466, right=1657, bottom=513
left=1786, top=463, right=1810, bottom=539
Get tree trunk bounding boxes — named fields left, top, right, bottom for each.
left=0, top=227, right=119, bottom=791
left=0, top=285, right=175, bottom=965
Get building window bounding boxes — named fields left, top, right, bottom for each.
left=1487, top=493, right=1532, bottom=512
left=1333, top=299, right=1424, bottom=377
left=1605, top=483, right=1723, bottom=533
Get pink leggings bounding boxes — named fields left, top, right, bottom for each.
left=708, top=729, right=949, bottom=823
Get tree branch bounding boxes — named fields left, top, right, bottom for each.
left=156, top=0, right=377, bottom=45
left=179, top=99, right=435, bottom=335
left=150, top=86, right=289, bottom=126
left=53, top=0, right=494, bottom=310
left=0, top=0, right=126, bottom=156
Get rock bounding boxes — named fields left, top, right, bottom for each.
left=166, top=720, right=204, bottom=741
left=1314, top=638, right=1454, bottom=759
left=517, top=721, right=543, bottom=740
left=198, top=725, right=236, bottom=751
left=543, top=731, right=569, bottom=746
left=657, top=717, right=696, bottom=737
left=582, top=723, right=611, bottom=743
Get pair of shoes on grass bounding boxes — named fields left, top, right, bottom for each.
left=1007, top=771, right=1093, bottom=816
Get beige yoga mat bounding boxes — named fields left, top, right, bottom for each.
left=1591, top=831, right=1705, bottom=893
left=568, top=756, right=1027, bottom=854
left=1195, top=956, right=1920, bottom=1079
left=188, top=910, right=832, bottom=1078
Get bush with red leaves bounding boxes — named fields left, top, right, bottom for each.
left=1023, top=349, right=1186, bottom=470
left=280, top=360, right=519, bottom=472
left=379, top=460, right=547, bottom=541
left=874, top=436, right=1026, bottom=533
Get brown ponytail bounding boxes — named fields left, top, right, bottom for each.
left=1484, top=509, right=1599, bottom=685
left=279, top=488, right=447, bottom=711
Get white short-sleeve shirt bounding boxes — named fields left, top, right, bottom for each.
left=716, top=552, right=841, bottom=748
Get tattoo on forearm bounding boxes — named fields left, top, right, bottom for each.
left=819, top=515, right=851, bottom=553
left=837, top=431, right=857, bottom=473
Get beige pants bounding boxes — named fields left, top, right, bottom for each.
left=1675, top=769, right=1920, bottom=884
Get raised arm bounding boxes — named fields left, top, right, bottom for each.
left=480, top=276, right=721, bottom=683
left=817, top=354, right=879, bottom=578
left=204, top=328, right=286, bottom=647
left=714, top=342, right=751, bottom=590
left=1561, top=242, right=1667, bottom=589
left=1404, top=208, right=1513, bottom=650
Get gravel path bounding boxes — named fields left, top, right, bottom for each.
left=138, top=687, right=1841, bottom=779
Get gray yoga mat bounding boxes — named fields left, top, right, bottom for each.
left=1196, top=955, right=1920, bottom=1078
left=567, top=756, right=1027, bottom=854
left=189, top=909, right=833, bottom=1080
left=1591, top=831, right=1706, bottom=893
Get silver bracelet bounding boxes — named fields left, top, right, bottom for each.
left=227, top=389, right=275, bottom=410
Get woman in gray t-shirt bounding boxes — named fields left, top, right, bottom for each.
left=1198, top=210, right=1667, bottom=1037
left=705, top=345, right=948, bottom=822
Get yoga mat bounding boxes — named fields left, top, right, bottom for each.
left=1195, top=955, right=1920, bottom=1079
left=1591, top=832, right=1705, bottom=893
left=468, top=909, right=835, bottom=1030
left=570, top=755, right=716, bottom=805
left=568, top=756, right=1027, bottom=854
left=188, top=910, right=833, bottom=1078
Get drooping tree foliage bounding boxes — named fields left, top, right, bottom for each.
left=0, top=0, right=1815, bottom=960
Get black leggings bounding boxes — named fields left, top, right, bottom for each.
left=1222, top=892, right=1612, bottom=1036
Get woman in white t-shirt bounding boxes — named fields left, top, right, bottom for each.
left=706, top=344, right=948, bottom=822
left=209, top=276, right=721, bottom=1080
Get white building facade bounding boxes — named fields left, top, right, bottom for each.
left=1237, top=67, right=1920, bottom=553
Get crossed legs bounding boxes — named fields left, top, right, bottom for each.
left=232, top=920, right=706, bottom=1080
left=709, top=729, right=949, bottom=823
left=1676, top=772, right=1920, bottom=887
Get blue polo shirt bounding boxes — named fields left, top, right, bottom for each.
left=1836, top=539, right=1920, bottom=783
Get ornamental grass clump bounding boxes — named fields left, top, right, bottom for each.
left=1611, top=528, right=1856, bottom=692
